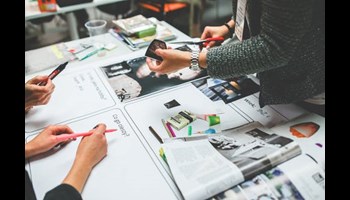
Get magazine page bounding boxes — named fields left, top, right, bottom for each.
left=161, top=122, right=302, bottom=200
left=162, top=140, right=244, bottom=200
left=212, top=154, right=325, bottom=200
left=208, top=122, right=301, bottom=180
left=191, top=76, right=307, bottom=128
left=270, top=113, right=325, bottom=170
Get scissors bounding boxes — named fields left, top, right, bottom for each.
left=169, top=36, right=225, bottom=47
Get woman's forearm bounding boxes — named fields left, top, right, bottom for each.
left=62, top=161, right=92, bottom=193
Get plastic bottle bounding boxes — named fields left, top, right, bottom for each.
left=38, top=0, right=57, bottom=12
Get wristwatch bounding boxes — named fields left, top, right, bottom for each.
left=190, top=50, right=201, bottom=71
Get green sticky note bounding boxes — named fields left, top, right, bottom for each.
left=208, top=116, right=220, bottom=126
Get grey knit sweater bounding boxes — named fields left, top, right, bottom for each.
left=206, top=0, right=325, bottom=107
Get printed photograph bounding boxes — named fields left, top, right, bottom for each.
left=209, top=76, right=260, bottom=104
left=191, top=77, right=221, bottom=101
left=208, top=127, right=296, bottom=179
left=100, top=48, right=207, bottom=102
left=213, top=168, right=304, bottom=200
left=191, top=76, right=260, bottom=103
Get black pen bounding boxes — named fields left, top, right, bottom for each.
left=38, top=61, right=69, bottom=86
left=148, top=126, right=163, bottom=144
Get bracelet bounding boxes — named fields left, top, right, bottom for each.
left=223, top=23, right=234, bottom=36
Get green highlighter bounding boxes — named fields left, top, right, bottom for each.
left=188, top=125, right=192, bottom=136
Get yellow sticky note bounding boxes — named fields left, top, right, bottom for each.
left=50, top=45, right=64, bottom=59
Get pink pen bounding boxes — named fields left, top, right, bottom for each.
left=56, top=129, right=117, bottom=142
left=165, top=122, right=176, bottom=137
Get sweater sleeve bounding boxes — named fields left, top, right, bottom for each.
left=44, top=184, right=82, bottom=200
left=206, top=0, right=314, bottom=79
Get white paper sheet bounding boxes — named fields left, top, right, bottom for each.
left=25, top=68, right=116, bottom=133
left=26, top=109, right=180, bottom=200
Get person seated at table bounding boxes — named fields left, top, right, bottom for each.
left=25, top=123, right=108, bottom=200
left=56, top=0, right=93, bottom=37
left=29, top=0, right=92, bottom=38
left=25, top=75, right=55, bottom=113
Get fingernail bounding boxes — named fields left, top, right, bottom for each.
left=93, top=124, right=100, bottom=129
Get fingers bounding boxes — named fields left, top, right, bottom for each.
left=50, top=125, right=74, bottom=135
left=154, top=49, right=164, bottom=57
left=146, top=57, right=159, bottom=71
left=201, top=27, right=212, bottom=40
left=92, top=123, right=107, bottom=135
left=45, top=78, right=55, bottom=91
left=206, top=41, right=216, bottom=48
left=27, top=75, right=49, bottom=85
left=41, top=95, right=52, bottom=105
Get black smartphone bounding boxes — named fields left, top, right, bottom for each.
left=145, top=39, right=167, bottom=61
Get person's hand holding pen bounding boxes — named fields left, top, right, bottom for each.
left=25, top=124, right=108, bottom=194
left=25, top=75, right=55, bottom=113
left=72, top=124, right=108, bottom=171
left=57, top=124, right=108, bottom=193
left=25, top=125, right=74, bottom=159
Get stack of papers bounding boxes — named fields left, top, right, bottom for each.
left=113, top=14, right=156, bottom=36
left=110, top=17, right=177, bottom=50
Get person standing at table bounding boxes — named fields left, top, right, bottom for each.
left=146, top=0, right=325, bottom=115
left=25, top=123, right=108, bottom=200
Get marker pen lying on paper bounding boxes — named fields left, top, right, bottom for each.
left=148, top=126, right=163, bottom=144
left=38, top=61, right=69, bottom=86
left=161, top=119, right=173, bottom=138
left=55, top=128, right=117, bottom=141
left=166, top=122, right=176, bottom=137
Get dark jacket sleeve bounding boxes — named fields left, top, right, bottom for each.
left=25, top=170, right=37, bottom=200
left=206, top=0, right=315, bottom=79
left=44, top=184, right=82, bottom=200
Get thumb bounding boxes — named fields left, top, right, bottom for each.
left=155, top=49, right=165, bottom=57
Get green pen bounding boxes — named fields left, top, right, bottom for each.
left=188, top=125, right=192, bottom=136
left=80, top=48, right=99, bottom=61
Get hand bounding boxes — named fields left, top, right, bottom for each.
left=201, top=25, right=229, bottom=48
left=74, top=123, right=108, bottom=170
left=61, top=123, right=108, bottom=193
left=25, top=125, right=74, bottom=158
left=25, top=75, right=55, bottom=112
left=146, top=49, right=191, bottom=75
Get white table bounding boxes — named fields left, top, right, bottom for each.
left=25, top=19, right=192, bottom=76
left=25, top=0, right=130, bottom=40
